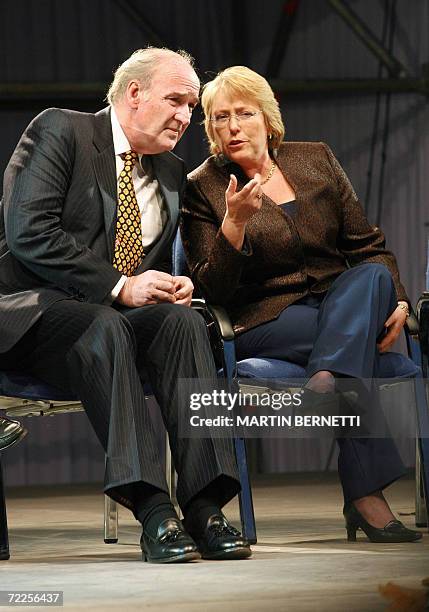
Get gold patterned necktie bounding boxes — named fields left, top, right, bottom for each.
left=113, top=150, right=144, bottom=276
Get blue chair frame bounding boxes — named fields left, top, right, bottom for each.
left=207, top=301, right=429, bottom=530
left=416, top=292, right=429, bottom=525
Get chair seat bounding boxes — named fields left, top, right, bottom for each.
left=0, top=371, right=74, bottom=402
left=236, top=351, right=421, bottom=381
left=237, top=358, right=305, bottom=380
left=0, top=370, right=155, bottom=403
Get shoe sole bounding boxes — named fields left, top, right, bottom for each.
left=201, top=547, right=252, bottom=560
left=364, top=534, right=423, bottom=543
left=143, top=551, right=201, bottom=563
left=0, top=428, right=28, bottom=452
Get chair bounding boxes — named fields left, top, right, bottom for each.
left=416, top=275, right=429, bottom=528
left=0, top=374, right=103, bottom=560
left=0, top=373, right=92, bottom=560
left=211, top=303, right=429, bottom=529
left=174, top=234, right=428, bottom=530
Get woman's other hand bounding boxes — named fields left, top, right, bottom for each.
left=377, top=303, right=408, bottom=352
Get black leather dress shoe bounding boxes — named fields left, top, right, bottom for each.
left=0, top=415, right=27, bottom=451
left=193, top=514, right=252, bottom=560
left=140, top=517, right=200, bottom=563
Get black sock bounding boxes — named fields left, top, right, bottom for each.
left=184, top=495, right=222, bottom=537
left=133, top=484, right=178, bottom=537
left=143, top=503, right=180, bottom=538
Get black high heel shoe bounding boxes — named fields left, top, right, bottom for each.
left=343, top=503, right=423, bottom=543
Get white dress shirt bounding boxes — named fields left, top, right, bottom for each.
left=110, top=107, right=167, bottom=298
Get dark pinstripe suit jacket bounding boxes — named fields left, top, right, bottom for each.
left=0, top=107, right=185, bottom=352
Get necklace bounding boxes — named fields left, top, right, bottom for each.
left=260, top=160, right=277, bottom=186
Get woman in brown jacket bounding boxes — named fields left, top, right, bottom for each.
left=181, top=66, right=422, bottom=543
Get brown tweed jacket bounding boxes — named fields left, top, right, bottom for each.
left=181, top=141, right=408, bottom=335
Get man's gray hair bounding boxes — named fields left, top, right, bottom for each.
left=106, top=47, right=195, bottom=105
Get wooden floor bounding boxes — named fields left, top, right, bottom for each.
left=0, top=473, right=427, bottom=611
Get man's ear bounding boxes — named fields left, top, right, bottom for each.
left=126, top=80, right=141, bottom=109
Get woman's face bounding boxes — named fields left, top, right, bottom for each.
left=210, top=90, right=269, bottom=167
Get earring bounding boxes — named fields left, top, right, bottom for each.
left=214, top=152, right=229, bottom=166
left=268, top=135, right=278, bottom=158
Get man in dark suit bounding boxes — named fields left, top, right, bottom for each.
left=0, top=47, right=251, bottom=563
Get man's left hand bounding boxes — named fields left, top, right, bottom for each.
left=173, top=276, right=194, bottom=306
left=377, top=304, right=408, bottom=352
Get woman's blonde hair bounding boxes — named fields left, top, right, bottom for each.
left=201, top=66, right=285, bottom=155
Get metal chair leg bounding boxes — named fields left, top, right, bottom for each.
left=165, top=432, right=180, bottom=515
left=412, top=375, right=429, bottom=529
left=235, top=437, right=257, bottom=544
left=223, top=340, right=257, bottom=543
left=0, top=454, right=10, bottom=560
left=165, top=431, right=173, bottom=499
left=104, top=495, right=118, bottom=544
left=416, top=442, right=427, bottom=528
left=103, top=432, right=179, bottom=545
left=406, top=323, right=429, bottom=530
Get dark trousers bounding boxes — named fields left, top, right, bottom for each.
left=235, top=263, right=406, bottom=502
left=0, top=300, right=240, bottom=513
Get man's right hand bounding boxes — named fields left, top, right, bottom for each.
left=116, top=270, right=176, bottom=307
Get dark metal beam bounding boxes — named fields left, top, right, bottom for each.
left=0, top=83, right=106, bottom=98
left=0, top=83, right=106, bottom=111
left=269, top=77, right=428, bottom=95
left=327, top=0, right=408, bottom=77
left=265, top=0, right=300, bottom=77
left=0, top=77, right=428, bottom=110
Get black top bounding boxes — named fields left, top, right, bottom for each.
left=279, top=200, right=297, bottom=217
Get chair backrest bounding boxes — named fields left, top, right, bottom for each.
left=172, top=231, right=189, bottom=277
left=426, top=236, right=429, bottom=290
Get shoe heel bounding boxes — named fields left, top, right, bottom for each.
left=346, top=524, right=357, bottom=542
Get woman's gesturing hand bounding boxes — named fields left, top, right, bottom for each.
left=224, top=173, right=263, bottom=225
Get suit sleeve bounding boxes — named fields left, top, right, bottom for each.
left=181, top=174, right=252, bottom=305
left=322, top=143, right=409, bottom=303
left=155, top=255, right=173, bottom=274
left=3, top=109, right=122, bottom=304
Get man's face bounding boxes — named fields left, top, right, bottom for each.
left=126, top=59, right=200, bottom=154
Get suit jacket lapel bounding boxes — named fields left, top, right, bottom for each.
left=93, top=108, right=117, bottom=261
left=152, top=153, right=180, bottom=227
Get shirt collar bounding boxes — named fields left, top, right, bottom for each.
left=110, top=106, right=132, bottom=157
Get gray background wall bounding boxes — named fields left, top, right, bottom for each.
left=1, top=0, right=427, bottom=485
